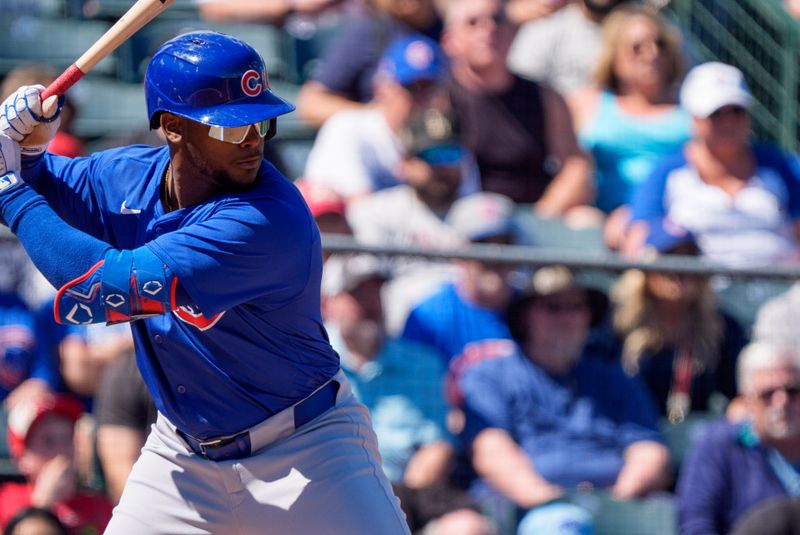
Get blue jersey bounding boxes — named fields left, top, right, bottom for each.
left=26, top=145, right=339, bottom=439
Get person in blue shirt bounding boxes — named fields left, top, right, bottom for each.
left=461, top=265, right=671, bottom=534
left=0, top=292, right=58, bottom=410
left=0, top=31, right=408, bottom=534
left=323, top=254, right=493, bottom=534
left=401, top=192, right=520, bottom=408
left=678, top=341, right=800, bottom=535
left=623, top=62, right=800, bottom=267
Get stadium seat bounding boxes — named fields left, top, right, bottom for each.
left=115, top=19, right=291, bottom=84
left=69, top=76, right=148, bottom=140
left=576, top=492, right=678, bottom=535
left=0, top=16, right=115, bottom=76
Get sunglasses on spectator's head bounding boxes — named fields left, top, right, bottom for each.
left=709, top=105, right=748, bottom=120
left=208, top=119, right=275, bottom=144
left=755, top=384, right=800, bottom=404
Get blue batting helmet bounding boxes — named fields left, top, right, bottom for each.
left=144, top=31, right=295, bottom=129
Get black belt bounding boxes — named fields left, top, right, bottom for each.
left=177, top=380, right=340, bottom=462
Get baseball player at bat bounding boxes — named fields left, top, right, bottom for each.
left=0, top=31, right=410, bottom=534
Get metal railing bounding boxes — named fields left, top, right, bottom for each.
left=663, top=0, right=800, bottom=153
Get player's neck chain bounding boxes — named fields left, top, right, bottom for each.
left=162, top=163, right=176, bottom=213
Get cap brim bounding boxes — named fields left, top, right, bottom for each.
left=694, top=93, right=752, bottom=119
left=176, top=91, right=296, bottom=127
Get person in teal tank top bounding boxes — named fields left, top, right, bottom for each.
left=570, top=5, right=690, bottom=234
left=579, top=90, right=691, bottom=212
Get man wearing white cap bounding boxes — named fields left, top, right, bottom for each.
left=624, top=61, right=800, bottom=267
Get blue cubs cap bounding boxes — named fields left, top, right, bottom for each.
left=645, top=218, right=697, bottom=254
left=377, top=34, right=446, bottom=86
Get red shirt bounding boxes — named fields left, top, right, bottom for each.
left=0, top=482, right=112, bottom=534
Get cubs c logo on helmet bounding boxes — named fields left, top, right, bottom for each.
left=241, top=69, right=264, bottom=97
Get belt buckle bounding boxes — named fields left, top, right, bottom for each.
left=198, top=435, right=236, bottom=456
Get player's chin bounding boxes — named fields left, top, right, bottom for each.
left=231, top=158, right=263, bottom=181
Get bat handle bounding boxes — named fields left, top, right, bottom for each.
left=41, top=64, right=86, bottom=101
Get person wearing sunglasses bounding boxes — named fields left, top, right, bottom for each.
left=441, top=0, right=593, bottom=218
left=569, top=4, right=691, bottom=243
left=0, top=31, right=411, bottom=534
left=625, top=61, right=800, bottom=268
left=304, top=33, right=481, bottom=203
left=678, top=342, right=800, bottom=535
left=460, top=265, right=671, bottom=535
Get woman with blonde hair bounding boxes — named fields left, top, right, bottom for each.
left=609, top=221, right=747, bottom=422
left=569, top=4, right=691, bottom=241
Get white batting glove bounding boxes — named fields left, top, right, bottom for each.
left=0, top=85, right=62, bottom=156
left=0, top=134, right=21, bottom=179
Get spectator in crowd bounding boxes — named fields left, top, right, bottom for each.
left=502, top=0, right=569, bottom=26
left=295, top=178, right=352, bottom=264
left=401, top=192, right=520, bottom=408
left=295, top=179, right=351, bottom=237
left=677, top=342, right=800, bottom=534
left=296, top=0, right=441, bottom=127
left=625, top=61, right=800, bottom=267
left=0, top=65, right=84, bottom=159
left=0, top=230, right=49, bottom=312
left=322, top=254, right=494, bottom=535
left=570, top=3, right=691, bottom=243
left=752, top=280, right=800, bottom=348
left=196, top=0, right=352, bottom=27
left=345, top=106, right=481, bottom=334
left=461, top=265, right=670, bottom=534
left=0, top=292, right=59, bottom=411
left=508, top=0, right=633, bottom=99
left=785, top=0, right=800, bottom=19
left=608, top=219, right=747, bottom=422
left=441, top=0, right=593, bottom=218
left=303, top=34, right=479, bottom=201
left=2, top=508, right=67, bottom=535
left=730, top=497, right=800, bottom=535
left=94, top=351, right=157, bottom=504
left=0, top=394, right=112, bottom=533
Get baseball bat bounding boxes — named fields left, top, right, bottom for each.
left=23, top=0, right=175, bottom=146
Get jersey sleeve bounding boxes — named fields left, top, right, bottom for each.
left=21, top=152, right=112, bottom=240
left=147, top=195, right=316, bottom=316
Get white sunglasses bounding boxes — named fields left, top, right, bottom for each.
left=208, top=119, right=276, bottom=144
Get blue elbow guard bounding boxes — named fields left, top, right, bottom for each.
left=54, top=247, right=176, bottom=325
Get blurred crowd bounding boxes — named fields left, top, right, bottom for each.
left=1, top=0, right=800, bottom=534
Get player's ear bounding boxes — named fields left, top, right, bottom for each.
left=160, top=113, right=184, bottom=143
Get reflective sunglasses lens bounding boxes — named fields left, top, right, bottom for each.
left=208, top=124, right=250, bottom=144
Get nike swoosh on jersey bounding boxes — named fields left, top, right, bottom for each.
left=120, top=200, right=142, bottom=215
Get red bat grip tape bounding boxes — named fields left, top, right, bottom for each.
left=41, top=64, right=85, bottom=101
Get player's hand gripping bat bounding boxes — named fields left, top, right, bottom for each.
left=21, top=0, right=176, bottom=148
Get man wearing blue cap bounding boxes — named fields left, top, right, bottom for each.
left=304, top=33, right=480, bottom=202
left=0, top=31, right=410, bottom=534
